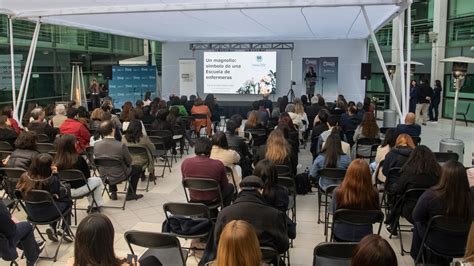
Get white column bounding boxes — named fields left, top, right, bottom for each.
left=362, top=6, right=403, bottom=122
left=432, top=0, right=448, bottom=115
left=397, top=12, right=406, bottom=118
left=8, top=16, right=16, bottom=112
left=406, top=4, right=412, bottom=115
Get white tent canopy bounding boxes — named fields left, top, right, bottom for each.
left=2, top=0, right=408, bottom=41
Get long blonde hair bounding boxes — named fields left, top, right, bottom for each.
left=214, top=220, right=262, bottom=266
left=265, top=129, right=290, bottom=164
left=245, top=110, right=261, bottom=129
left=294, top=101, right=305, bottom=115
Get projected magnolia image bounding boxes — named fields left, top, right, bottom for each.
left=204, top=52, right=277, bottom=94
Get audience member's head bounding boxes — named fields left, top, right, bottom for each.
left=351, top=234, right=397, bottom=266
left=381, top=128, right=397, bottom=148
left=189, top=95, right=197, bottom=101
left=336, top=100, right=346, bottom=110
left=66, top=108, right=79, bottom=119
left=1, top=106, right=13, bottom=119
left=251, top=100, right=260, bottom=111
left=31, top=107, right=45, bottom=121
left=77, top=106, right=89, bottom=119
left=405, top=112, right=416, bottom=125
left=90, top=108, right=104, bottom=121
left=265, top=129, right=290, bottom=163
left=348, top=105, right=357, bottom=115
left=360, top=112, right=379, bottom=138
left=180, top=95, right=187, bottom=105
left=285, top=103, right=296, bottom=113
left=214, top=220, right=262, bottom=266
left=278, top=113, right=295, bottom=129
left=395, top=133, right=416, bottom=148
left=253, top=159, right=278, bottom=185
left=212, top=132, right=229, bottom=149
left=0, top=115, right=8, bottom=128
left=337, top=159, right=378, bottom=209
left=98, top=121, right=114, bottom=138
left=14, top=131, right=37, bottom=150
left=55, top=104, right=66, bottom=116
left=16, top=154, right=54, bottom=197
left=226, top=119, right=240, bottom=134
left=194, top=137, right=212, bottom=157
left=230, top=114, right=243, bottom=127
left=295, top=101, right=305, bottom=115
left=316, top=109, right=329, bottom=124
left=194, top=98, right=204, bottom=106
left=401, top=145, right=441, bottom=177
left=301, top=95, right=308, bottom=105
left=239, top=175, right=265, bottom=191
left=311, top=96, right=319, bottom=105
left=245, top=110, right=261, bottom=129
left=74, top=214, right=125, bottom=266
left=53, top=134, right=78, bottom=169
left=205, top=94, right=216, bottom=108
left=124, top=119, right=143, bottom=144
left=317, top=95, right=326, bottom=107
left=321, top=133, right=344, bottom=168
left=101, top=112, right=112, bottom=122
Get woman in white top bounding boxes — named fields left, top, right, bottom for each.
left=371, top=128, right=397, bottom=183
left=210, top=132, right=242, bottom=185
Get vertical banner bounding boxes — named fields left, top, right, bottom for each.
left=302, top=58, right=318, bottom=97
left=179, top=59, right=197, bottom=97
left=108, top=66, right=157, bottom=108
left=319, top=57, right=339, bottom=99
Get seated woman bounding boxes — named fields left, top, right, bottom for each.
left=89, top=108, right=104, bottom=131
left=68, top=214, right=133, bottom=266
left=277, top=113, right=299, bottom=168
left=352, top=112, right=380, bottom=158
left=382, top=133, right=416, bottom=185
left=410, top=160, right=474, bottom=262
left=254, top=128, right=295, bottom=176
left=121, top=119, right=156, bottom=181
left=371, top=128, right=397, bottom=183
left=167, top=106, right=193, bottom=154
left=385, top=145, right=441, bottom=234
left=253, top=159, right=289, bottom=212
left=210, top=132, right=241, bottom=184
left=16, top=154, right=73, bottom=242
left=6, top=131, right=40, bottom=170
left=121, top=107, right=147, bottom=137
left=331, top=159, right=380, bottom=242
left=285, top=104, right=304, bottom=132
left=309, top=133, right=351, bottom=190
left=244, top=110, right=266, bottom=132
left=53, top=134, right=105, bottom=212
left=311, top=109, right=329, bottom=158
left=212, top=220, right=262, bottom=266
left=191, top=98, right=212, bottom=137
left=352, top=234, right=397, bottom=266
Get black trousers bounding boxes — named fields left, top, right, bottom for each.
left=109, top=165, right=142, bottom=195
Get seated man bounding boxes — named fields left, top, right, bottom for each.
left=0, top=200, right=44, bottom=265
left=94, top=121, right=143, bottom=201
left=181, top=137, right=234, bottom=207
left=27, top=107, right=59, bottom=142
left=51, top=104, right=67, bottom=128
left=60, top=108, right=91, bottom=153
left=215, top=176, right=289, bottom=254
left=0, top=115, right=18, bottom=146
left=396, top=112, right=421, bottom=137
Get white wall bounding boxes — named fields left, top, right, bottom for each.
left=162, top=40, right=368, bottom=103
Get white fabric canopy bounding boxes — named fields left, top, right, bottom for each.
left=2, top=0, right=408, bottom=41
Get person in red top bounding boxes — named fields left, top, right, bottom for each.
left=60, top=108, right=90, bottom=154
left=181, top=137, right=234, bottom=207
left=1, top=106, right=21, bottom=134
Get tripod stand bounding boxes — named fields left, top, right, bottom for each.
left=320, top=77, right=326, bottom=96
left=287, top=81, right=296, bottom=102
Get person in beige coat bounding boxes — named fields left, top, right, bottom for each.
left=371, top=128, right=397, bottom=184
left=210, top=132, right=241, bottom=186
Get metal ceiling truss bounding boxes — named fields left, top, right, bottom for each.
left=190, top=42, right=294, bottom=51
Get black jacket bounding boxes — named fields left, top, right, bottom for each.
left=0, top=201, right=18, bottom=261
left=305, top=104, right=322, bottom=127
left=27, top=121, right=59, bottom=142
left=382, top=147, right=413, bottom=182
left=416, top=83, right=434, bottom=104
left=0, top=127, right=17, bottom=146
left=6, top=149, right=40, bottom=171
left=225, top=132, right=251, bottom=159
left=215, top=190, right=289, bottom=254
left=396, top=124, right=421, bottom=137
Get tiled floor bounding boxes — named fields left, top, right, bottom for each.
left=6, top=118, right=473, bottom=266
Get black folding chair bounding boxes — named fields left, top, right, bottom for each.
left=94, top=158, right=133, bottom=210
left=162, top=202, right=212, bottom=251
left=276, top=165, right=292, bottom=178
left=225, top=166, right=238, bottom=197
left=36, top=143, right=55, bottom=154
left=124, top=230, right=188, bottom=266
left=261, top=246, right=281, bottom=266
left=127, top=146, right=156, bottom=192
left=172, top=124, right=188, bottom=156
left=313, top=242, right=358, bottom=266
left=182, top=178, right=223, bottom=214
left=58, top=169, right=100, bottom=225
left=150, top=130, right=177, bottom=165
left=380, top=127, right=395, bottom=135
left=84, top=146, right=99, bottom=176
left=248, top=128, right=267, bottom=147
left=456, top=103, right=471, bottom=126
left=330, top=209, right=384, bottom=242
left=277, top=176, right=297, bottom=223
left=433, top=152, right=459, bottom=164
left=149, top=136, right=172, bottom=177
left=381, top=167, right=402, bottom=215
left=415, top=215, right=471, bottom=264
left=15, top=189, right=73, bottom=262
left=411, top=136, right=421, bottom=146
left=316, top=169, right=346, bottom=225
left=0, top=141, right=14, bottom=160
left=1, top=168, right=25, bottom=213
left=36, top=134, right=51, bottom=143
left=355, top=138, right=381, bottom=161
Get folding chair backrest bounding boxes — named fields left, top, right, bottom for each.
left=163, top=202, right=211, bottom=220
left=356, top=138, right=381, bottom=146
left=402, top=188, right=427, bottom=206
left=58, top=169, right=88, bottom=183
left=318, top=168, right=346, bottom=182
left=18, top=189, right=54, bottom=205
left=333, top=209, right=384, bottom=226
left=150, top=130, right=173, bottom=138
left=182, top=178, right=223, bottom=205
left=125, top=231, right=180, bottom=250
left=94, top=158, right=128, bottom=181
left=1, top=168, right=25, bottom=198
left=277, top=176, right=296, bottom=195
left=313, top=242, right=358, bottom=266
left=261, top=246, right=280, bottom=265
left=380, top=127, right=395, bottom=135
left=0, top=141, right=14, bottom=151
left=423, top=215, right=471, bottom=258
left=276, top=165, right=292, bottom=177
left=411, top=136, right=421, bottom=146
left=386, top=167, right=401, bottom=186
left=37, top=134, right=51, bottom=143
left=36, top=143, right=55, bottom=153
left=434, top=152, right=459, bottom=163
left=128, top=146, right=149, bottom=157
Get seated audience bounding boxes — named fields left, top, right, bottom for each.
left=143, top=91, right=152, bottom=106
left=371, top=128, right=397, bottom=183
left=77, top=106, right=91, bottom=128
left=351, top=234, right=397, bottom=266
left=309, top=133, right=351, bottom=189
left=253, top=128, right=295, bottom=176
left=27, top=107, right=59, bottom=142
left=185, top=94, right=196, bottom=114
left=68, top=214, right=131, bottom=266
left=0, top=115, right=18, bottom=146
left=89, top=108, right=104, bottom=131
left=306, top=96, right=323, bottom=127
left=215, top=175, right=289, bottom=254
left=321, top=127, right=351, bottom=157
left=54, top=134, right=104, bottom=211
left=134, top=100, right=144, bottom=120
left=262, top=93, right=273, bottom=114
left=191, top=98, right=212, bottom=137
left=286, top=103, right=304, bottom=132
left=244, top=110, right=266, bottom=131
left=1, top=106, right=20, bottom=134
left=396, top=112, right=421, bottom=137
left=122, top=106, right=147, bottom=137
left=51, top=104, right=67, bottom=128
left=210, top=132, right=241, bottom=184
left=181, top=137, right=234, bottom=207
left=122, top=119, right=156, bottom=181
left=212, top=220, right=262, bottom=266
left=253, top=159, right=289, bottom=212
left=353, top=112, right=380, bottom=158
left=226, top=119, right=252, bottom=176
left=277, top=113, right=300, bottom=158
left=6, top=131, right=39, bottom=170
left=170, top=95, right=188, bottom=116
left=311, top=109, right=329, bottom=157
left=382, top=133, right=416, bottom=182
left=119, top=101, right=134, bottom=122
left=340, top=105, right=361, bottom=145
left=271, top=97, right=283, bottom=119
left=410, top=160, right=474, bottom=262
left=0, top=200, right=43, bottom=266
left=330, top=100, right=346, bottom=115
left=60, top=108, right=91, bottom=153
left=16, top=154, right=73, bottom=242
left=331, top=159, right=380, bottom=241
left=94, top=121, right=143, bottom=201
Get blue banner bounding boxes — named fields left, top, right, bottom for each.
left=108, top=66, right=157, bottom=108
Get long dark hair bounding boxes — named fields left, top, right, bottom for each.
left=212, top=132, right=229, bottom=149
left=124, top=119, right=143, bottom=143
left=16, top=154, right=54, bottom=197
left=432, top=160, right=472, bottom=219
left=253, top=159, right=286, bottom=211
left=166, top=106, right=179, bottom=126
left=352, top=234, right=397, bottom=266
left=381, top=128, right=396, bottom=148
left=74, top=214, right=126, bottom=266
left=53, top=134, right=79, bottom=170
left=435, top=80, right=442, bottom=90
left=321, top=133, right=345, bottom=168
left=400, top=145, right=441, bottom=177
left=204, top=94, right=216, bottom=111
left=360, top=112, right=379, bottom=138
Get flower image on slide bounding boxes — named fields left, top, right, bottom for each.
left=236, top=70, right=276, bottom=94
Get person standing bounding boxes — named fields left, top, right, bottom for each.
left=415, top=79, right=433, bottom=125
left=88, top=79, right=101, bottom=110
left=409, top=80, right=417, bottom=113
left=429, top=80, right=442, bottom=123
left=304, top=66, right=317, bottom=99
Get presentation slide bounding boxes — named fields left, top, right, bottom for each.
left=204, top=51, right=276, bottom=95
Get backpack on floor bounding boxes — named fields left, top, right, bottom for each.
left=295, top=172, right=312, bottom=195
